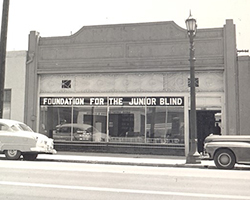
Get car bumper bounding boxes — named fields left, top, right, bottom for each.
left=30, top=147, right=57, bottom=154
left=31, top=139, right=56, bottom=154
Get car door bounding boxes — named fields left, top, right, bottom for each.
left=0, top=123, right=18, bottom=150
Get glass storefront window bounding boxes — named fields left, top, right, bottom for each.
left=40, top=106, right=108, bottom=142
left=109, top=107, right=145, bottom=143
left=146, top=107, right=184, bottom=144
left=40, top=106, right=72, bottom=140
left=39, top=96, right=184, bottom=144
left=71, top=107, right=107, bottom=142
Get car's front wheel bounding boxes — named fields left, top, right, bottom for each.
left=4, top=150, right=21, bottom=160
left=23, top=153, right=38, bottom=161
left=214, top=149, right=236, bottom=169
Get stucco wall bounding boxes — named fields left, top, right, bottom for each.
left=36, top=21, right=224, bottom=74
left=238, top=56, right=250, bottom=135
left=6, top=51, right=27, bottom=122
left=39, top=72, right=223, bottom=94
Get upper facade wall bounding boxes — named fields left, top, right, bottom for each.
left=35, top=21, right=224, bottom=73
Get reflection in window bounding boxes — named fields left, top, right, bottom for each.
left=72, top=107, right=107, bottom=142
left=39, top=103, right=184, bottom=144
left=109, top=107, right=145, bottom=143
left=39, top=106, right=72, bottom=138
left=40, top=106, right=108, bottom=142
left=146, top=107, right=184, bottom=144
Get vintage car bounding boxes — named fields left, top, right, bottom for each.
left=0, top=119, right=56, bottom=160
left=54, top=123, right=107, bottom=142
left=204, top=134, right=250, bottom=169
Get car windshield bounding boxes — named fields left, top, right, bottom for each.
left=11, top=123, right=33, bottom=132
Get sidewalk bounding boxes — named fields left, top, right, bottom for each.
left=1, top=151, right=248, bottom=169
left=37, top=151, right=216, bottom=168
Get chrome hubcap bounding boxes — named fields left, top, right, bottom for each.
left=218, top=153, right=231, bottom=167
left=8, top=150, right=18, bottom=157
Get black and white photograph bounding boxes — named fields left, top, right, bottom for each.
left=0, top=0, right=250, bottom=199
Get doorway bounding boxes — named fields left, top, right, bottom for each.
left=196, top=110, right=221, bottom=153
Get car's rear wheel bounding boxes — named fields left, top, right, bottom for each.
left=4, top=150, right=21, bottom=160
left=214, top=149, right=236, bottom=169
left=23, top=153, right=38, bottom=161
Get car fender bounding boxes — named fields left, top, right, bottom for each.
left=205, top=141, right=250, bottom=162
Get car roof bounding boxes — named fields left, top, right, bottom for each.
left=0, top=119, right=24, bottom=126
left=58, top=123, right=92, bottom=129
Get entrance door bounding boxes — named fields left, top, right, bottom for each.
left=196, top=110, right=221, bottom=153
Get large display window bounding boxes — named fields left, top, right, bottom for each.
left=39, top=96, right=184, bottom=144
left=146, top=107, right=184, bottom=144
left=72, top=107, right=107, bottom=142
left=109, top=107, right=145, bottom=143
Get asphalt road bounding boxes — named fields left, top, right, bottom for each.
left=0, top=160, right=249, bottom=200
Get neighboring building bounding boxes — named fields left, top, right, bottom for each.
left=237, top=55, right=250, bottom=136
left=4, top=51, right=26, bottom=122
left=23, top=19, right=250, bottom=155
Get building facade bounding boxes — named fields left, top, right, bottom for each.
left=4, top=51, right=26, bottom=121
left=24, top=20, right=249, bottom=155
left=237, top=55, right=250, bottom=135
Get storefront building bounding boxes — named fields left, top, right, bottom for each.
left=24, top=19, right=246, bottom=155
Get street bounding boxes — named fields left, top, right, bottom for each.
left=0, top=159, right=250, bottom=200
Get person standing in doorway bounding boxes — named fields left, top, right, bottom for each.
left=213, top=123, right=221, bottom=135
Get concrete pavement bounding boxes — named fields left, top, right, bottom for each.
left=1, top=151, right=249, bottom=169
left=36, top=151, right=216, bottom=168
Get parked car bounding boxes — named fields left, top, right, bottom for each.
left=54, top=123, right=107, bottom=142
left=0, top=119, right=56, bottom=160
left=203, top=134, right=250, bottom=169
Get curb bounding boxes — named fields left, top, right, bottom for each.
left=36, top=154, right=215, bottom=169
left=36, top=156, right=250, bottom=170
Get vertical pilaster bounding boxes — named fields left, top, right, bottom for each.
left=224, top=20, right=239, bottom=135
left=24, top=31, right=39, bottom=131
